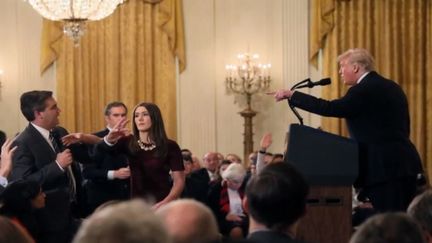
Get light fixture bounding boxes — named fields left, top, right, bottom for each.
left=225, top=52, right=271, bottom=162
left=26, top=0, right=126, bottom=45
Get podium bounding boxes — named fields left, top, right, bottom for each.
left=285, top=124, right=358, bottom=243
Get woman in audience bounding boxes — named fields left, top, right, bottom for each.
left=98, top=102, right=185, bottom=209
left=0, top=180, right=45, bottom=241
left=208, top=163, right=248, bottom=239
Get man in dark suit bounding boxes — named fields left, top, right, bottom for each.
left=82, top=101, right=130, bottom=214
left=10, top=90, right=91, bottom=243
left=244, top=163, right=309, bottom=243
left=272, top=48, right=423, bottom=212
left=182, top=152, right=219, bottom=204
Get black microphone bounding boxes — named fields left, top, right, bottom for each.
left=295, top=78, right=331, bottom=89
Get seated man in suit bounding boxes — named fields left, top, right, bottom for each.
left=243, top=162, right=309, bottom=243
left=183, top=152, right=219, bottom=204
left=82, top=101, right=130, bottom=215
left=10, top=90, right=93, bottom=243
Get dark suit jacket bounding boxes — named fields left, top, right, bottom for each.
left=182, top=168, right=211, bottom=204
left=9, top=124, right=90, bottom=236
left=248, top=231, right=305, bottom=243
left=82, top=128, right=130, bottom=208
left=289, top=71, right=423, bottom=187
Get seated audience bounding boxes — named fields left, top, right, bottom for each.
left=226, top=153, right=242, bottom=164
left=0, top=180, right=45, bottom=241
left=0, top=216, right=34, bottom=243
left=350, top=212, right=425, bottom=243
left=244, top=162, right=309, bottom=243
left=72, top=199, right=170, bottom=243
left=407, top=189, right=432, bottom=242
left=208, top=163, right=248, bottom=239
left=157, top=199, right=220, bottom=243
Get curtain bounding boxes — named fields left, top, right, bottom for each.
left=310, top=0, right=432, bottom=181
left=40, top=0, right=186, bottom=140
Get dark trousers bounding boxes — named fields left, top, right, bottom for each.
left=364, top=176, right=417, bottom=212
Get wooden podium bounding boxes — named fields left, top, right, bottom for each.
left=285, top=124, right=358, bottom=243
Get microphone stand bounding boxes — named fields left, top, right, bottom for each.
left=288, top=78, right=311, bottom=126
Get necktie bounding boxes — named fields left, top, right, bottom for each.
left=49, top=131, right=76, bottom=201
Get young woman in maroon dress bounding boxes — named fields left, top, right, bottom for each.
left=102, top=102, right=185, bottom=209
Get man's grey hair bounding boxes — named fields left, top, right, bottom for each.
left=408, top=189, right=432, bottom=236
left=73, top=199, right=171, bottom=243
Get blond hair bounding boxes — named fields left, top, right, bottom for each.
left=337, top=48, right=375, bottom=72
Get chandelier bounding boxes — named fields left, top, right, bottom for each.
left=225, top=53, right=271, bottom=107
left=225, top=52, right=271, bottom=163
left=27, top=0, right=126, bottom=45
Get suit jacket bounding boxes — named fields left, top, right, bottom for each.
left=182, top=168, right=211, bottom=204
left=248, top=231, right=305, bottom=243
left=9, top=124, right=90, bottom=235
left=82, top=128, right=130, bottom=207
left=289, top=71, right=423, bottom=187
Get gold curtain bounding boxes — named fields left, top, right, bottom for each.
left=310, top=0, right=432, bottom=181
left=39, top=0, right=186, bottom=140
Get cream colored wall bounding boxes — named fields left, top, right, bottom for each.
left=0, top=0, right=55, bottom=138
left=178, top=0, right=322, bottom=160
left=0, top=0, right=323, bottom=160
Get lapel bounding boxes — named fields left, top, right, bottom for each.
left=26, top=124, right=57, bottom=158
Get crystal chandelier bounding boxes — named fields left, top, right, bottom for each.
left=27, top=0, right=126, bottom=45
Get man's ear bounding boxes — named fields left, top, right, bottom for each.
left=242, top=196, right=249, bottom=213
left=35, top=110, right=43, bottom=120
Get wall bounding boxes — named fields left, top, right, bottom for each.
left=178, top=0, right=322, bottom=160
left=0, top=0, right=55, bottom=138
left=0, top=0, right=323, bottom=161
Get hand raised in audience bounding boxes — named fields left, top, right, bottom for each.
left=260, top=132, right=272, bottom=151
left=0, top=138, right=18, bottom=177
left=62, top=133, right=102, bottom=146
left=106, top=118, right=130, bottom=144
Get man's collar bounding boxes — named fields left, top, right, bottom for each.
left=357, top=71, right=370, bottom=84
left=31, top=122, right=51, bottom=139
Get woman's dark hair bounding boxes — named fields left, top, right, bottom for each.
left=129, top=102, right=168, bottom=158
left=0, top=180, right=41, bottom=216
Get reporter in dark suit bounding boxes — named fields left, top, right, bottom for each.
left=10, top=90, right=91, bottom=243
left=82, top=102, right=130, bottom=214
left=272, top=48, right=423, bottom=212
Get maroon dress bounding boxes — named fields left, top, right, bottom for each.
left=112, top=137, right=184, bottom=202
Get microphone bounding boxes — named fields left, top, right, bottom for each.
left=294, top=78, right=331, bottom=89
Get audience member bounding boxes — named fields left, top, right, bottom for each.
left=73, top=199, right=171, bottom=243
left=157, top=199, right=220, bottom=243
left=0, top=216, right=34, bottom=243
left=99, top=102, right=185, bottom=209
left=226, top=153, right=242, bottom=164
left=350, top=212, right=425, bottom=243
left=244, top=163, right=309, bottom=243
left=0, top=180, right=45, bottom=241
left=182, top=153, right=194, bottom=176
left=209, top=163, right=248, bottom=239
left=407, top=189, right=432, bottom=242
left=82, top=101, right=130, bottom=215
left=10, top=90, right=92, bottom=243
left=0, top=138, right=17, bottom=192
left=186, top=152, right=220, bottom=204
